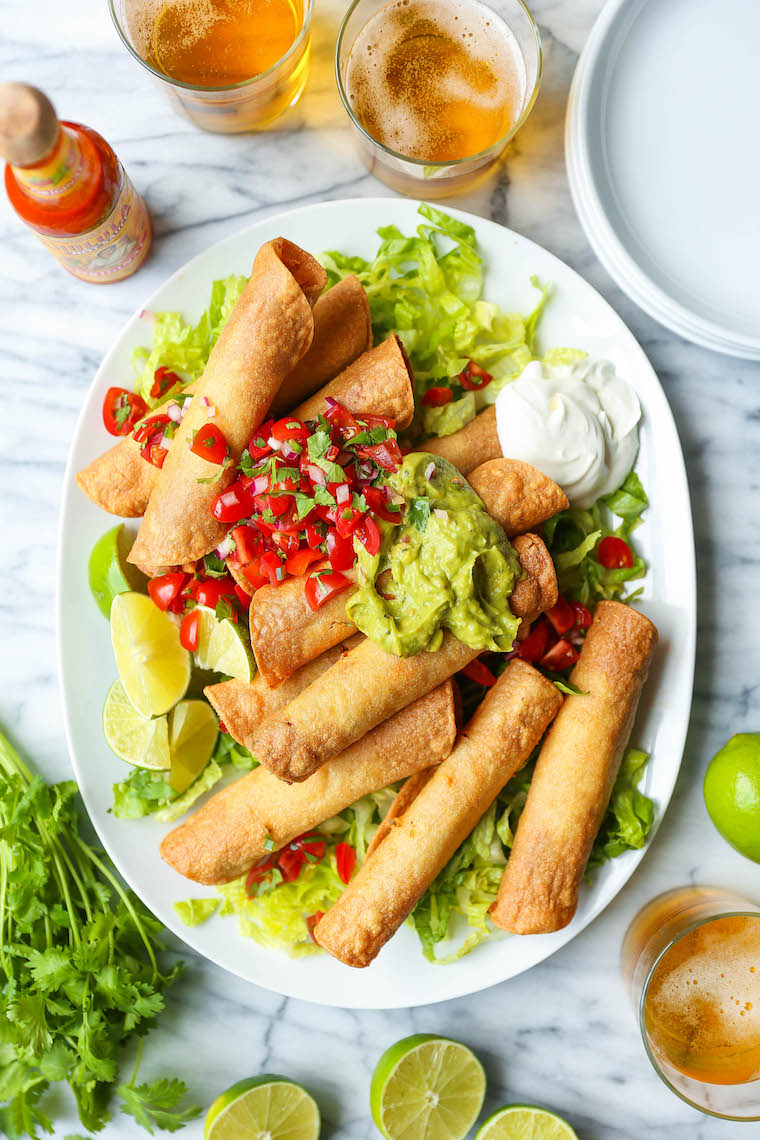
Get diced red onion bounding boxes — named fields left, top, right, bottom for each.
left=336, top=484, right=350, bottom=505
left=201, top=396, right=210, bottom=408
left=324, top=396, right=339, bottom=411
left=280, top=441, right=299, bottom=461
left=166, top=402, right=182, bottom=423
left=307, top=465, right=326, bottom=486
left=206, top=404, right=216, bottom=419
left=215, top=537, right=232, bottom=559
left=425, top=462, right=436, bottom=481
left=182, top=396, right=193, bottom=410
left=267, top=436, right=282, bottom=452
left=433, top=509, right=449, bottom=521
left=251, top=475, right=269, bottom=495
left=220, top=491, right=238, bottom=508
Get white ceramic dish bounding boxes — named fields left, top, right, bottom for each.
left=566, top=0, right=760, bottom=360
left=58, top=198, right=695, bottom=1009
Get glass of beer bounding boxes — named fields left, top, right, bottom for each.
left=623, top=887, right=760, bottom=1120
left=336, top=0, right=541, bottom=198
left=109, top=0, right=313, bottom=133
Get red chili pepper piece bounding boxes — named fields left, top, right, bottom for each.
left=191, top=423, right=229, bottom=466
left=546, top=595, right=576, bottom=636
left=540, top=638, right=580, bottom=672
left=517, top=619, right=550, bottom=663
left=150, top=366, right=182, bottom=400
left=179, top=609, right=200, bottom=652
left=422, top=386, right=454, bottom=407
left=102, top=387, right=148, bottom=436
left=336, top=842, right=357, bottom=885
left=147, top=571, right=188, bottom=612
left=304, top=571, right=352, bottom=611
left=597, top=535, right=634, bottom=569
left=461, top=659, right=498, bottom=687
left=458, top=360, right=493, bottom=391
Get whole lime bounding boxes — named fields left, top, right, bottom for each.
left=703, top=733, right=760, bottom=862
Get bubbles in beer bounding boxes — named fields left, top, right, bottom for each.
left=345, top=0, right=527, bottom=163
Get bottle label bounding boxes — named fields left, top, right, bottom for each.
left=33, top=173, right=153, bottom=284
left=17, top=129, right=84, bottom=200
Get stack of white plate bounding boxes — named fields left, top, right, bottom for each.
left=566, top=0, right=760, bottom=359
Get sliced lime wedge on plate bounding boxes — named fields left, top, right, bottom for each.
left=103, top=679, right=170, bottom=770
left=193, top=605, right=254, bottom=682
left=89, top=524, right=147, bottom=618
left=110, top=592, right=190, bottom=718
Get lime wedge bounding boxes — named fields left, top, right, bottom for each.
left=204, top=1075, right=320, bottom=1140
left=193, top=606, right=254, bottom=682
left=371, top=1034, right=485, bottom=1140
left=102, top=679, right=170, bottom=770
left=475, top=1106, right=578, bottom=1140
left=89, top=524, right=147, bottom=618
left=168, top=700, right=219, bottom=793
left=111, top=592, right=191, bottom=718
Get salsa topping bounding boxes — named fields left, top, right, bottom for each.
left=102, top=386, right=148, bottom=436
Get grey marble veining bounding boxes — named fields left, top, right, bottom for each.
left=1, top=0, right=759, bottom=1137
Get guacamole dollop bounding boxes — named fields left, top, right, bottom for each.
left=347, top=453, right=522, bottom=656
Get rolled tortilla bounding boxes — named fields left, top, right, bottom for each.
left=160, top=680, right=457, bottom=885
left=468, top=459, right=568, bottom=536
left=365, top=767, right=437, bottom=859
left=76, top=275, right=371, bottom=519
left=419, top=406, right=501, bottom=475
left=295, top=334, right=414, bottom=429
left=128, top=239, right=326, bottom=571
left=249, top=530, right=557, bottom=688
left=313, top=659, right=563, bottom=967
left=489, top=600, right=658, bottom=935
left=246, top=631, right=479, bottom=782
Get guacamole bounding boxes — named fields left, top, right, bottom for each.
left=347, top=453, right=522, bottom=656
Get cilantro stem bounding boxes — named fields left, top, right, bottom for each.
left=130, top=1037, right=145, bottom=1089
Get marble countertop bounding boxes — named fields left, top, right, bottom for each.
left=2, top=0, right=759, bottom=1136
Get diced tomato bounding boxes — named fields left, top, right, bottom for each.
left=102, top=386, right=148, bottom=436
left=458, top=360, right=492, bottom=391
left=306, top=912, right=324, bottom=941
left=253, top=493, right=292, bottom=518
left=356, top=516, right=381, bottom=556
left=422, top=386, right=454, bottom=407
left=211, top=481, right=254, bottom=524
left=194, top=577, right=237, bottom=609
left=140, top=441, right=168, bottom=468
left=245, top=853, right=279, bottom=895
left=284, top=549, right=323, bottom=576
left=461, top=659, right=498, bottom=687
left=547, top=595, right=576, bottom=636
left=540, top=638, right=580, bottom=672
left=277, top=847, right=304, bottom=881
left=571, top=601, right=592, bottom=629
left=364, top=486, right=404, bottom=525
left=278, top=833, right=326, bottom=882
left=133, top=412, right=172, bottom=444
left=269, top=530, right=300, bottom=559
left=229, top=525, right=262, bottom=565
left=336, top=842, right=356, bottom=885
left=325, top=401, right=361, bottom=437
left=326, top=528, right=355, bottom=572
left=147, top=571, right=188, bottom=612
left=241, top=560, right=269, bottom=591
left=191, top=423, right=229, bottom=466
left=291, top=833, right=327, bottom=862
left=597, top=535, right=634, bottom=569
left=258, top=550, right=286, bottom=588
left=304, top=523, right=324, bottom=548
left=355, top=439, right=403, bottom=473
left=304, top=571, right=352, bottom=611
left=517, top=619, right=550, bottom=663
left=361, top=413, right=396, bottom=430
left=247, top=420, right=275, bottom=461
left=179, top=609, right=200, bottom=652
left=150, top=366, right=181, bottom=400
left=270, top=416, right=309, bottom=444
left=234, top=584, right=252, bottom=609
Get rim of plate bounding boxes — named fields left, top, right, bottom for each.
left=565, top=0, right=760, bottom=361
left=57, top=197, right=696, bottom=1008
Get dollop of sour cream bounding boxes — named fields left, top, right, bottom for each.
left=494, top=358, right=641, bottom=508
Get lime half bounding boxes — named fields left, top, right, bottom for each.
left=204, top=1075, right=320, bottom=1140
left=89, top=524, right=147, bottom=618
left=193, top=606, right=254, bottom=682
left=371, top=1034, right=485, bottom=1140
left=168, top=700, right=218, bottom=793
left=103, top=679, right=170, bottom=770
left=111, top=592, right=190, bottom=718
left=704, top=732, right=760, bottom=862
left=475, top=1106, right=578, bottom=1140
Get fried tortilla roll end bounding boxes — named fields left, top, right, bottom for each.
left=509, top=533, right=558, bottom=622
left=314, top=660, right=563, bottom=967
left=247, top=632, right=479, bottom=783
left=490, top=600, right=658, bottom=936
left=129, top=239, right=326, bottom=572
left=420, top=406, right=502, bottom=475
left=294, top=334, right=415, bottom=430
left=75, top=440, right=160, bottom=519
left=468, top=459, right=568, bottom=537
left=160, top=681, right=457, bottom=885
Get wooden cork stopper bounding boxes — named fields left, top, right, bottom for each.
left=0, top=83, right=60, bottom=166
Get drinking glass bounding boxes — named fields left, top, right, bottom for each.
left=335, top=0, right=541, bottom=198
left=109, top=0, right=313, bottom=134
left=623, top=886, right=760, bottom=1121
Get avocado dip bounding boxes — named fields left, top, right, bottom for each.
left=346, top=452, right=522, bottom=656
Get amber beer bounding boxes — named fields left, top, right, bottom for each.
left=337, top=0, right=540, bottom=197
left=623, top=887, right=760, bottom=1118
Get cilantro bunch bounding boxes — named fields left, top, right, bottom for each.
left=0, top=732, right=199, bottom=1137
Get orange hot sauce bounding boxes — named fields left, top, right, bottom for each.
left=0, top=83, right=152, bottom=284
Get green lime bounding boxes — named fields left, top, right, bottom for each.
left=475, top=1105, right=578, bottom=1140
left=704, top=733, right=760, bottom=862
left=89, top=524, right=147, bottom=618
left=370, top=1034, right=485, bottom=1140
left=102, top=679, right=170, bottom=770
left=168, top=700, right=219, bottom=793
left=110, top=592, right=191, bottom=718
left=193, top=606, right=254, bottom=682
left=204, top=1075, right=320, bottom=1140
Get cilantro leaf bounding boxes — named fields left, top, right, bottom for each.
left=408, top=497, right=431, bottom=532
left=117, top=1077, right=201, bottom=1135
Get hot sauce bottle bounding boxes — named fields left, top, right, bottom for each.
left=0, top=83, right=152, bottom=284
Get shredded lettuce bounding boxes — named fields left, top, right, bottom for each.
left=133, top=274, right=248, bottom=405
left=173, top=898, right=219, bottom=926
left=155, top=760, right=222, bottom=823
left=587, top=748, right=655, bottom=871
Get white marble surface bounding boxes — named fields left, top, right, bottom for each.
left=1, top=0, right=759, bottom=1136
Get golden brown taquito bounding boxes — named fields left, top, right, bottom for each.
left=365, top=767, right=437, bottom=859
left=160, top=681, right=457, bottom=885
left=246, top=632, right=479, bottom=782
left=490, top=601, right=658, bottom=935
left=295, top=334, right=414, bottom=430
left=205, top=635, right=363, bottom=746
left=128, top=239, right=326, bottom=571
left=249, top=531, right=557, bottom=687
left=419, top=405, right=501, bottom=475
left=76, top=275, right=371, bottom=519
left=468, top=459, right=568, bottom=536
left=313, top=660, right=563, bottom=967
